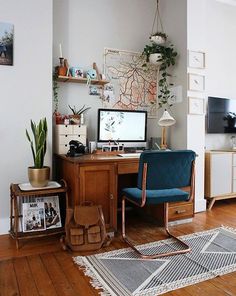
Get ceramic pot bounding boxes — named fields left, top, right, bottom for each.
left=150, top=35, right=166, bottom=45
left=69, top=114, right=80, bottom=124
left=149, top=53, right=162, bottom=65
left=28, top=166, right=50, bottom=187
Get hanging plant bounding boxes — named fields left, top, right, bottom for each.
left=142, top=42, right=177, bottom=108
left=142, top=0, right=178, bottom=108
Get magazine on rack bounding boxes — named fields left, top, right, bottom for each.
left=22, top=196, right=61, bottom=232
left=22, top=202, right=46, bottom=232
left=35, top=196, right=62, bottom=229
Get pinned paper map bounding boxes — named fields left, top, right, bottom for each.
left=103, top=48, right=159, bottom=117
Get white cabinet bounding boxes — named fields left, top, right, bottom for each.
left=54, top=124, right=87, bottom=154
left=205, top=151, right=236, bottom=209
left=210, top=153, right=232, bottom=196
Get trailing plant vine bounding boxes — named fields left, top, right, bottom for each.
left=53, top=70, right=59, bottom=113
left=142, top=42, right=177, bottom=108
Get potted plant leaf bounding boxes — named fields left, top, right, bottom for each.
left=142, top=41, right=177, bottom=108
left=223, top=112, right=236, bottom=128
left=26, top=117, right=49, bottom=187
left=68, top=104, right=91, bottom=124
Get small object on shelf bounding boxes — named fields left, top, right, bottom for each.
left=58, top=57, right=68, bottom=76
left=70, top=66, right=83, bottom=78
left=93, top=62, right=101, bottom=80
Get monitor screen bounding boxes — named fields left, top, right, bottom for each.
left=97, top=109, right=147, bottom=146
left=207, top=96, right=236, bottom=133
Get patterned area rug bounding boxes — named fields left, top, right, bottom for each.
left=74, top=226, right=236, bottom=296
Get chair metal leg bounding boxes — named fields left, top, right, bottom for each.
left=122, top=198, right=191, bottom=259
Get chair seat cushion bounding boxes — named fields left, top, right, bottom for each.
left=122, top=187, right=189, bottom=204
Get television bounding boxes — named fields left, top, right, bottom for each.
left=207, top=96, right=236, bottom=133
left=97, top=108, right=147, bottom=148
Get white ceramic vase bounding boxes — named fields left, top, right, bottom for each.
left=150, top=35, right=166, bottom=45
left=149, top=53, right=162, bottom=65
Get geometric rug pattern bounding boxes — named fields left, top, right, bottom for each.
left=74, top=227, right=236, bottom=296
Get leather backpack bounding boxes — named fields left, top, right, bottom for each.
left=61, top=201, right=111, bottom=251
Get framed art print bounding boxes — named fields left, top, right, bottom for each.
left=0, top=22, right=14, bottom=66
left=188, top=50, right=205, bottom=69
left=188, top=97, right=204, bottom=115
left=188, top=73, right=205, bottom=92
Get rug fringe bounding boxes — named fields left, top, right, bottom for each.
left=73, top=256, right=114, bottom=296
left=220, top=224, right=236, bottom=234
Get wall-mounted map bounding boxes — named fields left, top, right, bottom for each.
left=103, top=48, right=158, bottom=118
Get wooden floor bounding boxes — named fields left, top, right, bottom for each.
left=1, top=199, right=236, bottom=296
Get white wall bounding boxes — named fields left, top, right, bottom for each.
left=160, top=0, right=206, bottom=212
left=160, top=0, right=188, bottom=150
left=53, top=0, right=161, bottom=142
left=0, top=0, right=52, bottom=234
left=187, top=0, right=206, bottom=212
left=205, top=0, right=236, bottom=150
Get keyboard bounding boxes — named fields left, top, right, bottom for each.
left=117, top=153, right=141, bottom=158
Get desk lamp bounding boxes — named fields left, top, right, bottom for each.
left=158, top=110, right=176, bottom=149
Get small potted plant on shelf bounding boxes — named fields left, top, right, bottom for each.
left=223, top=112, right=236, bottom=128
left=26, top=117, right=50, bottom=187
left=68, top=104, right=91, bottom=124
left=142, top=40, right=177, bottom=108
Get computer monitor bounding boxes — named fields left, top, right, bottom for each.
left=97, top=108, right=147, bottom=148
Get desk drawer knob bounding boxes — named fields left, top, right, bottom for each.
left=175, top=209, right=186, bottom=214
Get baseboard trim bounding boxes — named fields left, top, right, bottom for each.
left=0, top=218, right=9, bottom=235
left=195, top=199, right=207, bottom=212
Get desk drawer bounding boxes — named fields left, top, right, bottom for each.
left=118, top=162, right=139, bottom=174
left=168, top=203, right=193, bottom=221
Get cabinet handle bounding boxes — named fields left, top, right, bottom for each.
left=110, top=194, right=114, bottom=200
left=175, top=209, right=186, bottom=214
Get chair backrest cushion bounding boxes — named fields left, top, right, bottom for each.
left=137, top=150, right=196, bottom=190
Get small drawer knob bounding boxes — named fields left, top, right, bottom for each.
left=175, top=209, right=186, bottom=214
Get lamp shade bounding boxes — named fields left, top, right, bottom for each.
left=158, top=110, right=176, bottom=127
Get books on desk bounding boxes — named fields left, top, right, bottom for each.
left=117, top=153, right=141, bottom=158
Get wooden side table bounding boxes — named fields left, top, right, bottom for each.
left=9, top=179, right=68, bottom=249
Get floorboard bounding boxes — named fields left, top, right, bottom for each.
left=0, top=199, right=236, bottom=296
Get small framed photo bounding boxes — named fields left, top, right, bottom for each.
left=188, top=97, right=204, bottom=115
left=188, top=73, right=205, bottom=92
left=188, top=50, right=205, bottom=69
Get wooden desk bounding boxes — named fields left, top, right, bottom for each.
left=54, top=154, right=194, bottom=232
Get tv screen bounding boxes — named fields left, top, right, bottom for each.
left=207, top=96, right=236, bottom=133
left=97, top=109, right=147, bottom=146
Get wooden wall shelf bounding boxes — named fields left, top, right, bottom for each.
left=57, top=75, right=109, bottom=86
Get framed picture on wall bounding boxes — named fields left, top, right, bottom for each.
left=188, top=97, right=205, bottom=115
left=0, top=22, right=14, bottom=66
left=188, top=73, right=205, bottom=92
left=188, top=50, right=205, bottom=69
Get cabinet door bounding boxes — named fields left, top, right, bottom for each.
left=211, top=153, right=232, bottom=196
left=79, top=164, right=117, bottom=230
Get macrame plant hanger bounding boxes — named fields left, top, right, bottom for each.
left=151, top=0, right=164, bottom=36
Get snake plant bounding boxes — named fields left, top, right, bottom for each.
left=26, top=118, right=48, bottom=168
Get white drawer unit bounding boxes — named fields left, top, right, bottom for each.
left=54, top=124, right=87, bottom=154
left=205, top=151, right=236, bottom=210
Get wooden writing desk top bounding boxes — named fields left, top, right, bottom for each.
left=55, top=153, right=140, bottom=175
left=55, top=153, right=140, bottom=164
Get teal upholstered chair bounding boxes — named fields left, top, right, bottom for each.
left=121, top=150, right=196, bottom=259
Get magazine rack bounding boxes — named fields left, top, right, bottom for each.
left=9, top=179, right=68, bottom=249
